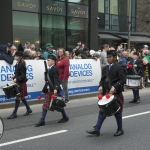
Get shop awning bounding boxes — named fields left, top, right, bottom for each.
left=98, top=33, right=121, bottom=40
left=117, top=35, right=150, bottom=43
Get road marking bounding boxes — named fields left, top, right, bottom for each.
left=0, top=130, right=68, bottom=147
left=123, top=111, right=150, bottom=119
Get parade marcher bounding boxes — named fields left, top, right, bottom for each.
left=86, top=50, right=126, bottom=136
left=35, top=55, right=69, bottom=127
left=56, top=48, right=70, bottom=103
left=129, top=52, right=143, bottom=104
left=7, top=51, right=32, bottom=119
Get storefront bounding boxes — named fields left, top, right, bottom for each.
left=0, top=0, right=98, bottom=51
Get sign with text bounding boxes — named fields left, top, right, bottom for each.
left=42, top=0, right=66, bottom=16
left=68, top=3, right=88, bottom=18
left=12, top=0, right=40, bottom=13
left=0, top=59, right=101, bottom=104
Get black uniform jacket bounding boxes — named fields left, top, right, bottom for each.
left=132, top=59, right=143, bottom=77
left=99, top=61, right=126, bottom=94
left=42, top=65, right=61, bottom=93
left=14, top=61, right=27, bottom=83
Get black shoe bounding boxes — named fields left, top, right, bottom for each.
left=23, top=109, right=32, bottom=116
left=129, top=99, right=136, bottom=103
left=114, top=130, right=124, bottom=136
left=58, top=118, right=69, bottom=123
left=34, top=119, right=45, bottom=127
left=136, top=98, right=140, bottom=104
left=7, top=114, right=17, bottom=119
left=86, top=129, right=100, bottom=136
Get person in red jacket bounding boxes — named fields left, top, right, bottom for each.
left=56, top=48, right=70, bottom=103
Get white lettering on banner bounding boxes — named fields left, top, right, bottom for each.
left=0, top=59, right=101, bottom=103
left=0, top=65, right=34, bottom=82
left=70, top=63, right=93, bottom=77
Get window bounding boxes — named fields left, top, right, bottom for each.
left=105, top=0, right=109, bottom=14
left=98, top=0, right=104, bottom=13
left=110, top=0, right=118, bottom=15
left=42, top=14, right=66, bottom=49
left=13, top=11, right=40, bottom=47
left=67, top=17, right=88, bottom=51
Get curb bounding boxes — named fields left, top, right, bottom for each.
left=0, top=86, right=149, bottom=110
left=0, top=92, right=98, bottom=109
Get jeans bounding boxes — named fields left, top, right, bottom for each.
left=59, top=79, right=69, bottom=100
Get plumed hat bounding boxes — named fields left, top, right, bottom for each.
left=47, top=54, right=56, bottom=62
left=15, top=51, right=23, bottom=57
left=18, top=44, right=24, bottom=52
left=107, top=50, right=117, bottom=56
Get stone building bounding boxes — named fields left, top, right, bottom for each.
left=136, top=0, right=150, bottom=33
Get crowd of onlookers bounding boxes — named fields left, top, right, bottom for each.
left=0, top=41, right=150, bottom=72
left=0, top=41, right=102, bottom=65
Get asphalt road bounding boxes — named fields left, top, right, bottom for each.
left=0, top=89, right=150, bottom=150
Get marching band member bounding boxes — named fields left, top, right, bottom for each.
left=35, top=55, right=69, bottom=127
left=129, top=52, right=143, bottom=104
left=7, top=51, right=32, bottom=119
left=86, top=50, right=126, bottom=136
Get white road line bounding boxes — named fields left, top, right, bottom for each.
left=0, top=130, right=68, bottom=147
left=123, top=111, right=150, bottom=119
left=0, top=111, right=150, bottom=147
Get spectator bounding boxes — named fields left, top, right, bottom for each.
left=117, top=43, right=123, bottom=51
left=100, top=44, right=109, bottom=67
left=56, top=48, right=70, bottom=103
left=36, top=48, right=44, bottom=59
left=75, top=41, right=82, bottom=50
left=81, top=47, right=96, bottom=59
left=24, top=42, right=30, bottom=49
left=119, top=51, right=127, bottom=66
left=73, top=49, right=82, bottom=59
left=11, top=45, right=17, bottom=54
left=24, top=42, right=31, bottom=57
left=0, top=43, right=16, bottom=64
left=30, top=44, right=36, bottom=51
left=65, top=51, right=70, bottom=59
left=42, top=43, right=56, bottom=59
left=17, top=44, right=24, bottom=52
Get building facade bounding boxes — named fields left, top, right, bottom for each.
left=136, top=0, right=150, bottom=33
left=98, top=0, right=150, bottom=49
left=0, top=0, right=98, bottom=51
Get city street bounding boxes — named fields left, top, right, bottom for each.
left=0, top=88, right=150, bottom=150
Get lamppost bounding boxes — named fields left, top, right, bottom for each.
left=128, top=0, right=131, bottom=50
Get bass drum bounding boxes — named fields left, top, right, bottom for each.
left=98, top=95, right=120, bottom=117
left=0, top=117, right=4, bottom=139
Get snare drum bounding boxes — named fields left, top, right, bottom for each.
left=126, top=75, right=141, bottom=89
left=3, top=83, right=20, bottom=99
left=98, top=95, right=120, bottom=116
left=49, top=96, right=66, bottom=111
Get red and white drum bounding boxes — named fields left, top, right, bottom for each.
left=98, top=95, right=120, bottom=117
